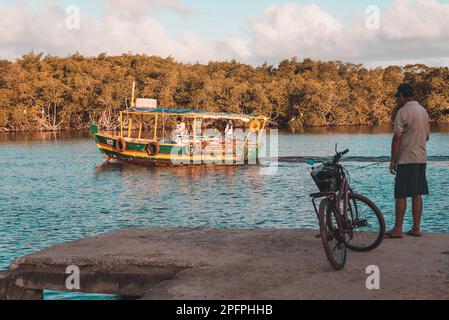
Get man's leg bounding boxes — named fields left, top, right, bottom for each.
left=411, top=195, right=423, bottom=235
left=390, top=198, right=407, bottom=236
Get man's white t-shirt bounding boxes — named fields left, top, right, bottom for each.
left=393, top=101, right=430, bottom=164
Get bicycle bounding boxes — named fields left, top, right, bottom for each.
left=308, top=146, right=386, bottom=270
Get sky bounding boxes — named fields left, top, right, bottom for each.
left=1, top=0, right=449, bottom=67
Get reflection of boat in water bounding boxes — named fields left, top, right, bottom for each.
left=90, top=85, right=269, bottom=166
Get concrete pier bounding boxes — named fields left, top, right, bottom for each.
left=0, top=228, right=448, bottom=300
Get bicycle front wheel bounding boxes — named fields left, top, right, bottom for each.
left=345, top=193, right=385, bottom=252
left=318, top=198, right=347, bottom=271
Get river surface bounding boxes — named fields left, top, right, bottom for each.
left=1, top=126, right=449, bottom=299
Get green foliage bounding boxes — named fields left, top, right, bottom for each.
left=0, top=53, right=448, bottom=132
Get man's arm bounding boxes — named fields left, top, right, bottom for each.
left=390, top=132, right=402, bottom=175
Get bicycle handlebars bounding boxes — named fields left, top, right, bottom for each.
left=307, top=148, right=350, bottom=167
left=333, top=148, right=350, bottom=164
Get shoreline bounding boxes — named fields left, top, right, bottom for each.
left=1, top=123, right=449, bottom=135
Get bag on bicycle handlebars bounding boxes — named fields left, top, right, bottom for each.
left=311, top=164, right=341, bottom=192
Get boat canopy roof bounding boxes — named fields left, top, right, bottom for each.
left=125, top=108, right=269, bottom=122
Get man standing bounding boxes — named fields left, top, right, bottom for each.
left=388, top=83, right=430, bottom=238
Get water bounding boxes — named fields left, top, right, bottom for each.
left=1, top=126, right=449, bottom=299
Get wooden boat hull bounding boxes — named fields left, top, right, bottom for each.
left=92, top=133, right=259, bottom=166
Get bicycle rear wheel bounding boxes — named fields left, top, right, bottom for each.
left=318, top=198, right=347, bottom=271
left=345, top=193, right=385, bottom=252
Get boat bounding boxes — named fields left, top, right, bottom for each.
left=89, top=86, right=270, bottom=166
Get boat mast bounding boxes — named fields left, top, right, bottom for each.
left=131, top=81, right=136, bottom=108
left=121, top=81, right=136, bottom=138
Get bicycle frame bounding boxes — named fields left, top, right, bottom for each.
left=310, top=165, right=355, bottom=240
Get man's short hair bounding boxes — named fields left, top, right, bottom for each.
left=395, top=83, right=415, bottom=98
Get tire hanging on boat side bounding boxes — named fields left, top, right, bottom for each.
left=146, top=142, right=160, bottom=157
left=115, top=137, right=127, bottom=153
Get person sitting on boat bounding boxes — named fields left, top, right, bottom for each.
left=171, top=117, right=187, bottom=144
left=225, top=120, right=234, bottom=138
left=193, top=118, right=202, bottom=138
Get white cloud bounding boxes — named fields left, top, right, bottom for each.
left=246, top=3, right=345, bottom=63
left=216, top=37, right=252, bottom=61
left=1, top=0, right=449, bottom=67
left=235, top=0, right=449, bottom=66
left=382, top=0, right=449, bottom=40
left=0, top=0, right=212, bottom=62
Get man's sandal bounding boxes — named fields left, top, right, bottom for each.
left=406, top=230, right=423, bottom=237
